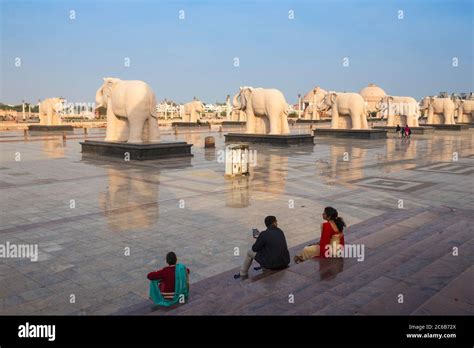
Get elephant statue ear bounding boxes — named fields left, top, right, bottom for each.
left=330, top=92, right=337, bottom=103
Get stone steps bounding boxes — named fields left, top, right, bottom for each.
left=118, top=206, right=473, bottom=315
left=122, top=208, right=415, bottom=315
left=305, top=211, right=471, bottom=315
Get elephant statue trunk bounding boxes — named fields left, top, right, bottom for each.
left=232, top=94, right=241, bottom=109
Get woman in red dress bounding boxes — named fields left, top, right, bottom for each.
left=294, top=207, right=346, bottom=263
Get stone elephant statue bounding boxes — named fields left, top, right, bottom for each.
left=232, top=87, right=290, bottom=135
left=302, top=86, right=327, bottom=120
left=319, top=92, right=368, bottom=129
left=375, top=96, right=420, bottom=127
left=183, top=100, right=205, bottom=122
left=419, top=97, right=455, bottom=125
left=39, top=97, right=64, bottom=125
left=95, top=77, right=159, bottom=143
left=455, top=99, right=474, bottom=123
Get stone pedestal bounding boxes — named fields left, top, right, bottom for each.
left=424, top=124, right=469, bottom=131
left=372, top=126, right=435, bottom=135
left=171, top=122, right=208, bottom=127
left=28, top=125, right=74, bottom=134
left=296, top=119, right=331, bottom=124
left=455, top=123, right=474, bottom=128
left=313, top=128, right=387, bottom=139
left=80, top=140, right=193, bottom=161
left=224, top=133, right=314, bottom=146
left=222, top=121, right=246, bottom=126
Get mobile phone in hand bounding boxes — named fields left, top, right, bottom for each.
left=252, top=228, right=259, bottom=238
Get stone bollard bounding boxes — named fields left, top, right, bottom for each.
left=174, top=126, right=178, bottom=135
left=84, top=127, right=88, bottom=135
left=23, top=129, right=28, bottom=138
left=204, top=136, right=215, bottom=148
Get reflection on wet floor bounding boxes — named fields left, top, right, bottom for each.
left=318, top=258, right=344, bottom=281
left=99, top=167, right=160, bottom=231
left=42, top=138, right=66, bottom=159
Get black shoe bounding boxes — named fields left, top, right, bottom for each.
left=233, top=273, right=240, bottom=279
left=253, top=266, right=262, bottom=271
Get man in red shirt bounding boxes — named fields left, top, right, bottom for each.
left=147, top=252, right=190, bottom=300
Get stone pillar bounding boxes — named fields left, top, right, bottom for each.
left=22, top=100, right=26, bottom=121
left=226, top=95, right=231, bottom=121
left=297, top=94, right=302, bottom=119
left=312, top=94, right=318, bottom=120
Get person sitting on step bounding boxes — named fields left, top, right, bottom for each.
left=235, top=215, right=290, bottom=279
left=294, top=207, right=346, bottom=263
left=147, top=251, right=190, bottom=307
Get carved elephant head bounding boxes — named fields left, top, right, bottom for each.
left=419, top=96, right=435, bottom=111
left=319, top=92, right=337, bottom=110
left=232, top=87, right=253, bottom=111
left=375, top=96, right=393, bottom=112
left=95, top=77, right=121, bottom=110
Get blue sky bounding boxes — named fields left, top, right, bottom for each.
left=1, top=0, right=473, bottom=104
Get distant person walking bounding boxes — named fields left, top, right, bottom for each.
left=396, top=124, right=401, bottom=138
left=294, top=207, right=346, bottom=263
left=235, top=216, right=290, bottom=278
left=404, top=125, right=411, bottom=138
left=147, top=252, right=189, bottom=307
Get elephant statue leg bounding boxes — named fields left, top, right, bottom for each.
left=127, top=115, right=146, bottom=143
left=105, top=108, right=119, bottom=141
left=302, top=105, right=310, bottom=120
left=312, top=105, right=318, bottom=120
left=427, top=107, right=434, bottom=124
left=330, top=107, right=339, bottom=129
left=53, top=113, right=61, bottom=125
left=46, top=110, right=52, bottom=125
left=256, top=117, right=268, bottom=134
left=360, top=113, right=368, bottom=129
left=268, top=113, right=281, bottom=135
left=351, top=111, right=362, bottom=129
left=148, top=116, right=160, bottom=142
left=245, top=110, right=256, bottom=134
left=457, top=107, right=463, bottom=123
left=281, top=113, right=290, bottom=134
left=444, top=111, right=453, bottom=125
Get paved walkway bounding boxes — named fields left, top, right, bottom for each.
left=0, top=126, right=473, bottom=314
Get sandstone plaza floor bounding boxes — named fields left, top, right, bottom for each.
left=0, top=125, right=473, bottom=315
